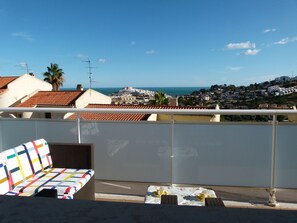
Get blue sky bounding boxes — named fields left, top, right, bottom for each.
left=1, top=0, right=297, bottom=88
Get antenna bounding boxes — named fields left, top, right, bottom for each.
left=83, top=58, right=95, bottom=96
left=25, top=63, right=29, bottom=74
left=18, top=62, right=31, bottom=74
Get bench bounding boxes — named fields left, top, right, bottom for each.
left=0, top=139, right=94, bottom=200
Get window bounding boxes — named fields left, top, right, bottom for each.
left=45, top=113, right=52, bottom=119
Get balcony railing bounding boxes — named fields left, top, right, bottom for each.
left=1, top=107, right=297, bottom=206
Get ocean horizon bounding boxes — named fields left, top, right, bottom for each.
left=62, top=87, right=209, bottom=96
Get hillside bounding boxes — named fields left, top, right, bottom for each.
left=178, top=76, right=297, bottom=109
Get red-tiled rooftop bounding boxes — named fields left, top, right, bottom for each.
left=68, top=104, right=150, bottom=121
left=17, top=91, right=85, bottom=107
left=85, top=104, right=208, bottom=110
left=68, top=104, right=208, bottom=121
left=0, top=76, right=18, bottom=89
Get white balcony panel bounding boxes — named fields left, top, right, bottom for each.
left=35, top=120, right=78, bottom=143
left=0, top=119, right=78, bottom=150
left=0, top=119, right=36, bottom=150
left=81, top=121, right=172, bottom=183
left=173, top=123, right=272, bottom=187
left=276, top=124, right=297, bottom=188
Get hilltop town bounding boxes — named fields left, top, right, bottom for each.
left=179, top=76, right=297, bottom=110
left=109, top=76, right=297, bottom=110
left=110, top=86, right=156, bottom=105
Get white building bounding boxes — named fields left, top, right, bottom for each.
left=275, top=76, right=290, bottom=83
left=0, top=74, right=52, bottom=107
left=268, top=85, right=283, bottom=93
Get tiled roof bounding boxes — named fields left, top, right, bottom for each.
left=86, top=104, right=208, bottom=110
left=17, top=91, right=85, bottom=107
left=68, top=104, right=208, bottom=121
left=0, top=76, right=18, bottom=89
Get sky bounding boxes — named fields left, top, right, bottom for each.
left=1, top=0, right=297, bottom=88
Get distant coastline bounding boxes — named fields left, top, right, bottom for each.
left=62, top=87, right=209, bottom=96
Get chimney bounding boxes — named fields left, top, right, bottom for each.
left=169, top=97, right=178, bottom=106
left=76, top=84, right=83, bottom=91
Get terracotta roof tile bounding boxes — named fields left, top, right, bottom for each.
left=68, top=104, right=208, bottom=121
left=87, top=104, right=208, bottom=110
left=0, top=76, right=18, bottom=89
left=17, top=91, right=85, bottom=107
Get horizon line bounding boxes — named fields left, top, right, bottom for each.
left=61, top=86, right=209, bottom=89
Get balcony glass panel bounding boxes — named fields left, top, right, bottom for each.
left=81, top=121, right=172, bottom=182
left=173, top=123, right=272, bottom=187
left=0, top=119, right=78, bottom=150
left=0, top=119, right=36, bottom=149
left=35, top=120, right=78, bottom=143
left=276, top=124, right=297, bottom=188
left=1, top=114, right=297, bottom=189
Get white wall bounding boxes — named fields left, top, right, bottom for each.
left=210, top=104, right=220, bottom=122
left=0, top=74, right=52, bottom=107
left=75, top=89, right=111, bottom=108
left=62, top=89, right=111, bottom=119
left=147, top=114, right=157, bottom=121
left=26, top=111, right=66, bottom=119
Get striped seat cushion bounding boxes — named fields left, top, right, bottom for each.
left=0, top=153, right=10, bottom=194
left=24, top=139, right=53, bottom=173
left=3, top=145, right=35, bottom=188
left=5, top=168, right=94, bottom=199
left=3, top=139, right=52, bottom=189
left=1, top=138, right=94, bottom=199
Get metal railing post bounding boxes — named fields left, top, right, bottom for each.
left=171, top=115, right=175, bottom=186
left=76, top=112, right=81, bottom=144
left=268, top=115, right=278, bottom=206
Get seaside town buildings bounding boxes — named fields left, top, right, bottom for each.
left=110, top=86, right=156, bottom=105
left=0, top=74, right=220, bottom=122
left=2, top=73, right=297, bottom=122
left=181, top=76, right=297, bottom=110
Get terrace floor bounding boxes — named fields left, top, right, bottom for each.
left=1, top=180, right=297, bottom=222
left=94, top=180, right=297, bottom=210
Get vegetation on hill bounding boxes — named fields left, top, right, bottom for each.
left=150, top=92, right=170, bottom=105
left=179, top=77, right=297, bottom=122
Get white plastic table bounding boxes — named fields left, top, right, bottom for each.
left=145, top=185, right=217, bottom=206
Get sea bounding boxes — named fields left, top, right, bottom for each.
left=62, top=87, right=208, bottom=96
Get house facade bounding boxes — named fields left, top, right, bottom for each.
left=0, top=74, right=52, bottom=108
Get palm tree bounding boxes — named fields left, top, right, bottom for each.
left=43, top=63, right=64, bottom=91
left=151, top=91, right=169, bottom=105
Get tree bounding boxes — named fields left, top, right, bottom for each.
left=151, top=91, right=169, bottom=105
left=43, top=63, right=64, bottom=91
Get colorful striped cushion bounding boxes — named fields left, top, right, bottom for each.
left=22, top=141, right=44, bottom=175
left=3, top=146, right=32, bottom=188
left=0, top=153, right=10, bottom=194
left=0, top=138, right=94, bottom=199
left=5, top=168, right=94, bottom=199
left=3, top=139, right=52, bottom=188
left=31, top=139, right=52, bottom=171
